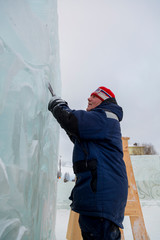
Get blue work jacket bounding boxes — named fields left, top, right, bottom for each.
left=51, top=98, right=128, bottom=228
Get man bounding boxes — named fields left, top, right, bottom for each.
left=48, top=86, right=128, bottom=240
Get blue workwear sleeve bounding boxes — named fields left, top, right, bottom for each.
left=51, top=104, right=111, bottom=140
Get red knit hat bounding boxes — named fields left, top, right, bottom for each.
left=91, top=86, right=115, bottom=101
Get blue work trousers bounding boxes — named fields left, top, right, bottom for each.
left=79, top=215, right=121, bottom=240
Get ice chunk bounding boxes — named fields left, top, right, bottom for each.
left=0, top=0, right=60, bottom=239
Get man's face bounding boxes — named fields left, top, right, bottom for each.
left=86, top=95, right=102, bottom=111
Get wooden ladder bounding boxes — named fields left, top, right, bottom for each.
left=120, top=137, right=149, bottom=239
left=66, top=137, right=149, bottom=240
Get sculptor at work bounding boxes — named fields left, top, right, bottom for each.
left=48, top=86, right=128, bottom=240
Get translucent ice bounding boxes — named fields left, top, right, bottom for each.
left=131, top=155, right=160, bottom=201
left=0, top=1, right=60, bottom=239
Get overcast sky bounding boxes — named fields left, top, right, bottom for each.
left=57, top=0, right=160, bottom=162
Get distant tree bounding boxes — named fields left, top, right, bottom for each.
left=64, top=172, right=70, bottom=182
left=142, top=143, right=157, bottom=155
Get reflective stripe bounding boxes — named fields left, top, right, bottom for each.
left=105, top=111, right=119, bottom=121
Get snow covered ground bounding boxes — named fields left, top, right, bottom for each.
left=55, top=180, right=160, bottom=240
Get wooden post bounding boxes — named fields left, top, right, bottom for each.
left=66, top=211, right=82, bottom=240
left=66, top=137, right=149, bottom=240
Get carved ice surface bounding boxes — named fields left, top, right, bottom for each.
left=131, top=155, right=160, bottom=201
left=0, top=1, right=60, bottom=239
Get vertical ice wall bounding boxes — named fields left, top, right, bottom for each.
left=0, top=0, right=60, bottom=239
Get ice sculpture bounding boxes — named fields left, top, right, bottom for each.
left=0, top=1, right=60, bottom=239
left=131, top=155, right=160, bottom=201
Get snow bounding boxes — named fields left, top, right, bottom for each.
left=55, top=209, right=70, bottom=240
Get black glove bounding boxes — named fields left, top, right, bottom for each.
left=48, top=96, right=67, bottom=111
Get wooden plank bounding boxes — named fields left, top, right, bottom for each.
left=120, top=228, right=125, bottom=240
left=124, top=200, right=140, bottom=216
left=66, top=211, right=82, bottom=240
left=130, top=216, right=149, bottom=240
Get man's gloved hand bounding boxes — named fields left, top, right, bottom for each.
left=48, top=95, right=67, bottom=111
